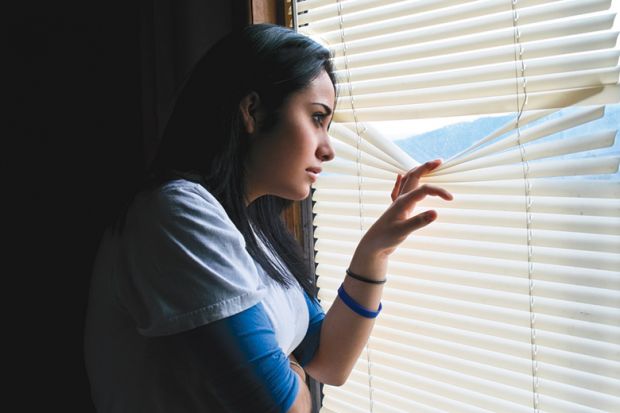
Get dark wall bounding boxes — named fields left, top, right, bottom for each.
left=11, top=1, right=240, bottom=410
left=14, top=2, right=142, bottom=410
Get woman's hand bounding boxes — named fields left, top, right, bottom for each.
left=349, top=159, right=453, bottom=277
left=306, top=160, right=453, bottom=386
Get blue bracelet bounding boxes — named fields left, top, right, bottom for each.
left=337, top=284, right=382, bottom=319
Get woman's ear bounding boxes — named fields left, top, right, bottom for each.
left=239, top=92, right=261, bottom=135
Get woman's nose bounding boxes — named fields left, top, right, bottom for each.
left=318, top=134, right=335, bottom=162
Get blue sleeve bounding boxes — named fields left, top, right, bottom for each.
left=292, top=291, right=325, bottom=367
left=176, top=302, right=299, bottom=413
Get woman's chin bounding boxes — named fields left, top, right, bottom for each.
left=283, top=186, right=311, bottom=201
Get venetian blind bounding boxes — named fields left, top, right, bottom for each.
left=294, top=0, right=620, bottom=412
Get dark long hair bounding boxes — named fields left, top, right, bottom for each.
left=142, top=24, right=336, bottom=296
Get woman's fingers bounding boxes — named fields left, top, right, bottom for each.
left=403, top=210, right=438, bottom=233
left=397, top=184, right=453, bottom=207
left=399, top=159, right=442, bottom=195
left=388, top=185, right=452, bottom=231
left=412, top=159, right=442, bottom=178
left=391, top=174, right=403, bottom=201
left=361, top=181, right=452, bottom=257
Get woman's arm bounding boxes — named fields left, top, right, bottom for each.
left=304, top=160, right=453, bottom=385
left=169, top=302, right=308, bottom=413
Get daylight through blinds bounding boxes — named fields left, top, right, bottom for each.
left=295, top=0, right=620, bottom=412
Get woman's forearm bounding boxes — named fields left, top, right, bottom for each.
left=303, top=247, right=387, bottom=386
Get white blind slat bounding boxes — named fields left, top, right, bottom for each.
left=333, top=85, right=620, bottom=121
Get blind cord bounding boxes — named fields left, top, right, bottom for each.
left=336, top=1, right=374, bottom=412
left=511, top=1, right=540, bottom=412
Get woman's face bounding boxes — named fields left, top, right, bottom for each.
left=245, top=70, right=336, bottom=203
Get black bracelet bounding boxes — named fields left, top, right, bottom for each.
left=346, top=268, right=387, bottom=284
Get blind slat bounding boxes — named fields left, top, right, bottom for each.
left=298, top=0, right=406, bottom=16
left=333, top=85, right=620, bottom=121
left=298, top=0, right=413, bottom=15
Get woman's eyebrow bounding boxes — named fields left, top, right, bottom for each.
left=312, top=102, right=333, bottom=115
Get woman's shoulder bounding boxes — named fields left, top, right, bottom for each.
left=136, top=178, right=222, bottom=213
left=157, top=178, right=221, bottom=207
left=127, top=178, right=233, bottom=232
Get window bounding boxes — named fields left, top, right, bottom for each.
left=293, top=0, right=620, bottom=412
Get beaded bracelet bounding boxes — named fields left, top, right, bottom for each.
left=346, top=268, right=387, bottom=284
left=337, top=284, right=382, bottom=318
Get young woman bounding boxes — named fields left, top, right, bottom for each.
left=84, top=24, right=452, bottom=413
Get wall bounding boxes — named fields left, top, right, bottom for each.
left=11, top=1, right=239, bottom=409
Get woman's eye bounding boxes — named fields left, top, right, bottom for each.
left=313, top=113, right=326, bottom=126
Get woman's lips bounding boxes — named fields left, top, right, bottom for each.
left=306, top=167, right=322, bottom=181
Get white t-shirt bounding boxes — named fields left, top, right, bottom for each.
left=84, top=179, right=312, bottom=411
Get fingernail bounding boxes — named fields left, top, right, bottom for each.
left=425, top=211, right=437, bottom=222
